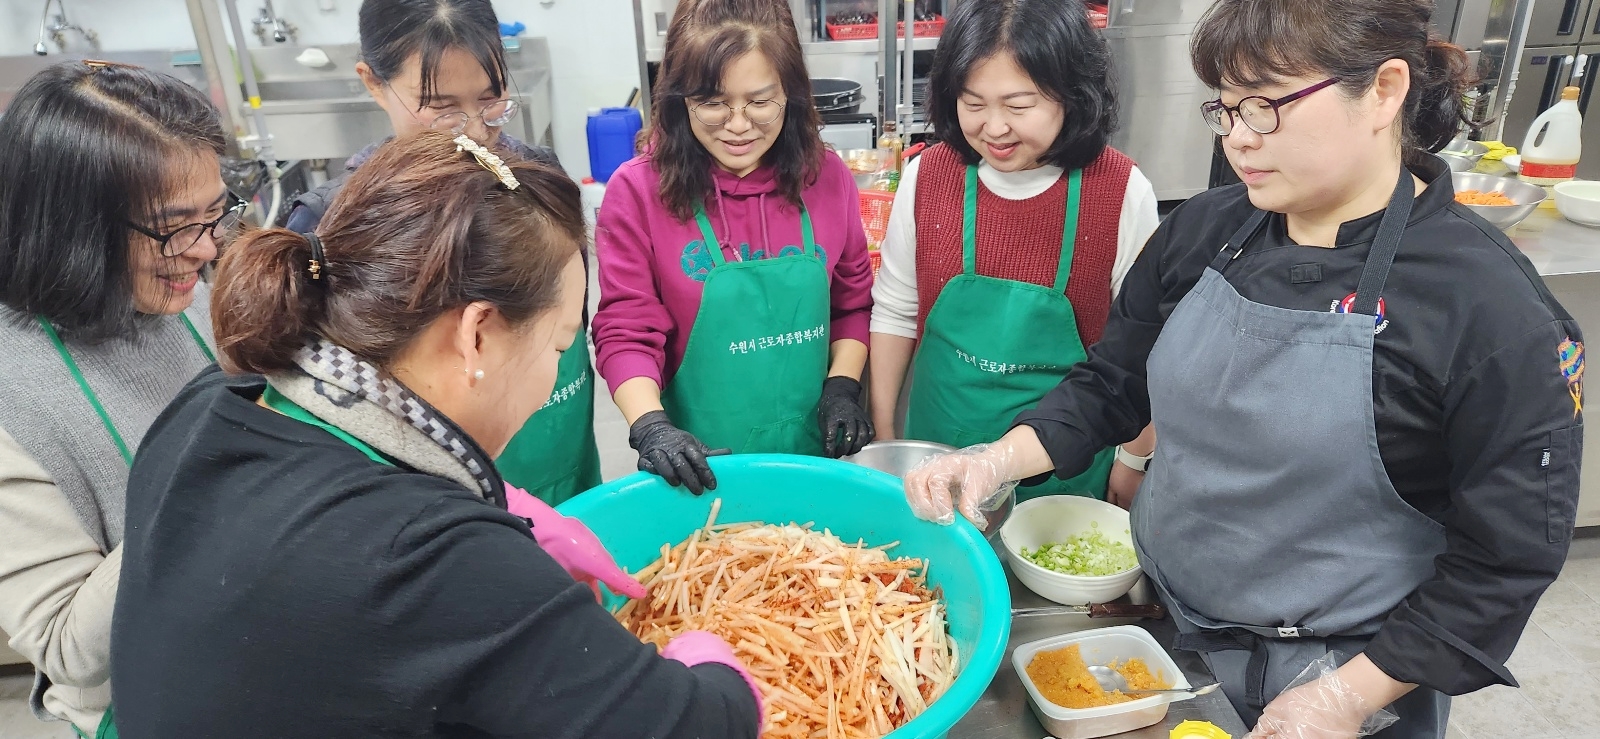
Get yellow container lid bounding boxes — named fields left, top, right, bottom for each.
left=1171, top=719, right=1232, bottom=739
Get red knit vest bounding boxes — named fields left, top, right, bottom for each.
left=913, top=143, right=1134, bottom=345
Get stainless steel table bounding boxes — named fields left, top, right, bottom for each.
left=950, top=558, right=1249, bottom=739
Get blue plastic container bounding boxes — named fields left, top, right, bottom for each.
left=558, top=454, right=1011, bottom=739
left=586, top=107, right=643, bottom=183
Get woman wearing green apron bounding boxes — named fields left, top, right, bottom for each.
left=867, top=0, right=1160, bottom=506
left=0, top=61, right=233, bottom=739
left=592, top=0, right=875, bottom=493
left=283, top=0, right=596, bottom=504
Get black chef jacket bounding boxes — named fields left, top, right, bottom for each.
left=1015, top=155, right=1584, bottom=695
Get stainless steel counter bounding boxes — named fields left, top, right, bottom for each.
left=1506, top=206, right=1600, bottom=276
left=950, top=559, right=1249, bottom=739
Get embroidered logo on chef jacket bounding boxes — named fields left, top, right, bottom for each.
left=680, top=240, right=829, bottom=282
left=1559, top=338, right=1584, bottom=417
left=1331, top=293, right=1389, bottom=335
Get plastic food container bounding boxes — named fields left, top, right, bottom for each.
left=999, top=495, right=1142, bottom=605
left=1013, top=625, right=1194, bottom=739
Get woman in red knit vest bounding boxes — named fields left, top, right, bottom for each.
left=868, top=0, right=1159, bottom=507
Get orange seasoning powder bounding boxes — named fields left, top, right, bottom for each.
left=1025, top=644, right=1170, bottom=709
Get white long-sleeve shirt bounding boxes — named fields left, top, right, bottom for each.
left=0, top=428, right=114, bottom=735
left=870, top=156, right=1161, bottom=339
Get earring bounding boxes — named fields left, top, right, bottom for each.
left=473, top=369, right=485, bottom=381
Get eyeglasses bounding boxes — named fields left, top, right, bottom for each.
left=387, top=85, right=519, bottom=133
left=428, top=98, right=519, bottom=132
left=689, top=99, right=785, bottom=127
left=128, top=192, right=246, bottom=257
left=1201, top=78, right=1341, bottom=136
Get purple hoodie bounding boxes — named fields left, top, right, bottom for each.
left=593, top=153, right=874, bottom=391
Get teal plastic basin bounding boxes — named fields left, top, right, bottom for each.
left=558, top=454, right=1011, bottom=738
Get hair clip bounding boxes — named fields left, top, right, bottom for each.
left=83, top=59, right=140, bottom=72
left=454, top=134, right=520, bottom=191
left=305, top=232, right=326, bottom=281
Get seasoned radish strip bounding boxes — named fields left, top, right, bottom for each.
left=616, top=508, right=956, bottom=738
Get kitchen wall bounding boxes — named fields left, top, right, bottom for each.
left=0, top=0, right=644, bottom=179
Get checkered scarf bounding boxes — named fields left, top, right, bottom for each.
left=291, top=338, right=498, bottom=499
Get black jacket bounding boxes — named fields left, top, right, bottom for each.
left=112, top=369, right=757, bottom=738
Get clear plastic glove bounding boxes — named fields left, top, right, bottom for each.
left=1246, top=654, right=1399, bottom=739
left=903, top=443, right=1020, bottom=529
left=505, top=484, right=649, bottom=603
left=629, top=410, right=717, bottom=494
left=661, top=630, right=766, bottom=729
left=818, top=376, right=874, bottom=458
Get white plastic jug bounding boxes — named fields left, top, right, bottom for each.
left=1521, top=85, right=1583, bottom=190
left=580, top=177, right=606, bottom=241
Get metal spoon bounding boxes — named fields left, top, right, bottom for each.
left=1087, top=665, right=1221, bottom=697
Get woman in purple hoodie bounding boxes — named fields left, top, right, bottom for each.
left=593, top=0, right=875, bottom=494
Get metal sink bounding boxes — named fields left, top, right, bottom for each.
left=254, top=78, right=369, bottom=101
left=0, top=40, right=553, bottom=165
left=242, top=40, right=553, bottom=161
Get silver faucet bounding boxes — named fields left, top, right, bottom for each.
left=33, top=0, right=100, bottom=56
left=252, top=1, right=299, bottom=44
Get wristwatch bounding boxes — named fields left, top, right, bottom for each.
left=1115, top=445, right=1154, bottom=473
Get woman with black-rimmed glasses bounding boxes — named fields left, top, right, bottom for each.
left=0, top=59, right=232, bottom=739
left=906, top=1, right=1584, bottom=737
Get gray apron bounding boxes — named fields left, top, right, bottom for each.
left=1131, top=171, right=1451, bottom=737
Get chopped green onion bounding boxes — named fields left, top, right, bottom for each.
left=1019, top=523, right=1137, bottom=577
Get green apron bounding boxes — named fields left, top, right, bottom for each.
left=262, top=385, right=394, bottom=465
left=72, top=707, right=117, bottom=739
left=659, top=202, right=831, bottom=455
left=903, top=166, right=1115, bottom=500
left=42, top=314, right=212, bottom=739
left=493, top=344, right=601, bottom=505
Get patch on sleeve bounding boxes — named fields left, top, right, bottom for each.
left=1559, top=337, right=1584, bottom=417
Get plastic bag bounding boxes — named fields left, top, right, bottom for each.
left=903, top=443, right=1020, bottom=531
left=1246, top=653, right=1400, bottom=739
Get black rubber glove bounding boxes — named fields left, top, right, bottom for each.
left=817, top=376, right=875, bottom=458
left=629, top=410, right=717, bottom=494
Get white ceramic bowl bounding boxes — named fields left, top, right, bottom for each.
left=1554, top=181, right=1600, bottom=227
left=999, top=496, right=1142, bottom=605
left=1013, top=625, right=1193, bottom=739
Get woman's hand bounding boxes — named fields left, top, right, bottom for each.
left=1107, top=425, right=1156, bottom=509
left=1106, top=460, right=1144, bottom=510
left=1246, top=654, right=1408, bottom=739
left=904, top=427, right=1054, bottom=529
left=505, top=484, right=649, bottom=603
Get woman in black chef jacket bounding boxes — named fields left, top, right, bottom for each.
left=906, top=1, right=1583, bottom=737
left=110, top=131, right=761, bottom=738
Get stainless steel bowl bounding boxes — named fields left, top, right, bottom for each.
left=1441, top=136, right=1490, bottom=164
left=1439, top=153, right=1477, bottom=172
left=1452, top=172, right=1546, bottom=230
left=842, top=440, right=1016, bottom=538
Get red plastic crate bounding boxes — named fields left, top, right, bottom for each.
left=826, top=16, right=946, bottom=41
left=1088, top=3, right=1108, bottom=28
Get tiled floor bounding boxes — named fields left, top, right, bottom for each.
left=1448, top=528, right=1600, bottom=739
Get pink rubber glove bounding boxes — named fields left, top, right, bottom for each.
left=505, top=484, right=648, bottom=603
left=661, top=630, right=766, bottom=729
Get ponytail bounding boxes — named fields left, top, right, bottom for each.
left=1410, top=37, right=1476, bottom=153
left=212, top=227, right=327, bottom=374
